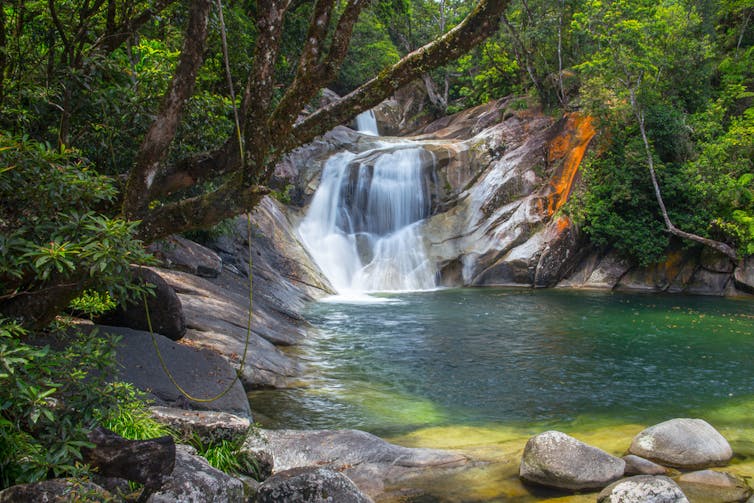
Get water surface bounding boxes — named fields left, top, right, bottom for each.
left=249, top=288, right=754, bottom=501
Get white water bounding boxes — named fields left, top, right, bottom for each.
left=355, top=110, right=379, bottom=136
left=299, top=143, right=438, bottom=294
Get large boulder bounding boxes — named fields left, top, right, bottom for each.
left=0, top=479, right=118, bottom=502
left=629, top=419, right=733, bottom=469
left=519, top=430, right=625, bottom=491
left=256, top=467, right=373, bottom=503
left=105, top=325, right=252, bottom=418
left=97, top=267, right=185, bottom=340
left=149, top=407, right=251, bottom=445
left=675, top=470, right=753, bottom=503
left=83, top=427, right=175, bottom=494
left=597, top=475, right=689, bottom=503
left=147, top=445, right=245, bottom=503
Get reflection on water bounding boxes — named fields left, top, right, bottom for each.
left=248, top=289, right=754, bottom=501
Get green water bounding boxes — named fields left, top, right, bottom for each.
left=249, top=288, right=754, bottom=500
left=251, top=289, right=754, bottom=437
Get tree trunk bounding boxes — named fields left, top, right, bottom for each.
left=630, top=88, right=739, bottom=263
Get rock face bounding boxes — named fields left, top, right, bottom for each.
left=676, top=470, right=753, bottom=503
left=519, top=430, right=625, bottom=491
left=105, top=325, right=251, bottom=418
left=597, top=475, right=689, bottom=503
left=629, top=419, right=733, bottom=469
left=147, top=445, right=245, bottom=503
left=257, top=467, right=373, bottom=503
left=97, top=267, right=186, bottom=340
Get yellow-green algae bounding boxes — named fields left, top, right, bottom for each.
left=381, top=407, right=754, bottom=503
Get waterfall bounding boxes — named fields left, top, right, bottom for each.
left=355, top=110, right=379, bottom=136
left=299, top=145, right=438, bottom=294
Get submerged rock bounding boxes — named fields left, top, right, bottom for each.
left=518, top=430, right=625, bottom=491
left=256, top=467, right=373, bottom=503
left=147, top=445, right=244, bottom=503
left=597, top=475, right=689, bottom=503
left=675, top=470, right=753, bottom=503
left=629, top=418, right=733, bottom=469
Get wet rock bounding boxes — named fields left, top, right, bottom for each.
left=147, top=444, right=244, bottom=503
left=535, top=217, right=584, bottom=287
left=617, top=249, right=698, bottom=293
left=519, top=430, right=625, bottom=491
left=149, top=235, right=223, bottom=278
left=97, top=267, right=185, bottom=341
left=629, top=418, right=733, bottom=469
left=700, top=248, right=735, bottom=274
left=83, top=427, right=174, bottom=493
left=685, top=269, right=732, bottom=296
left=149, top=407, right=251, bottom=445
left=733, top=257, right=754, bottom=294
left=675, top=470, right=752, bottom=503
left=256, top=467, right=373, bottom=503
left=623, top=454, right=671, bottom=476
left=597, top=475, right=689, bottom=503
left=584, top=252, right=632, bottom=289
left=243, top=429, right=466, bottom=500
left=105, top=325, right=251, bottom=418
left=243, top=429, right=467, bottom=472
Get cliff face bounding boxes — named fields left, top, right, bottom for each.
left=280, top=95, right=754, bottom=296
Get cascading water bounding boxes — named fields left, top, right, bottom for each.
left=354, top=110, right=379, bottom=136
left=299, top=142, right=438, bottom=294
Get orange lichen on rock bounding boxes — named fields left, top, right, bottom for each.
left=544, top=114, right=596, bottom=216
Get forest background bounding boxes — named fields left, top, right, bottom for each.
left=0, top=0, right=752, bottom=491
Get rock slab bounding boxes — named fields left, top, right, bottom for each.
left=149, top=406, right=251, bottom=444
left=629, top=418, right=733, bottom=469
left=519, top=430, right=625, bottom=491
left=256, top=467, right=373, bottom=503
left=597, top=475, right=689, bottom=503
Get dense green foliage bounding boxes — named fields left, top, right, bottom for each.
left=0, top=0, right=752, bottom=493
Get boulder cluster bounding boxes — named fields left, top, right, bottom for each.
left=520, top=418, right=752, bottom=502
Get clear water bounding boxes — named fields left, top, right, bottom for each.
left=251, top=288, right=754, bottom=436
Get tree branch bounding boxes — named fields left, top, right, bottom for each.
left=135, top=179, right=269, bottom=244
left=630, top=88, right=739, bottom=263
left=123, top=0, right=212, bottom=220
left=288, top=0, right=510, bottom=151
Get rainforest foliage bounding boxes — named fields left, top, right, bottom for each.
left=0, top=0, right=752, bottom=490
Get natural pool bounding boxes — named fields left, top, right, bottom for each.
left=249, top=289, right=754, bottom=501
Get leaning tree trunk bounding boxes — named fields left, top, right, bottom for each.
left=630, top=88, right=738, bottom=263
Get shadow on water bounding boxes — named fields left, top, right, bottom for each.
left=249, top=288, right=754, bottom=501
